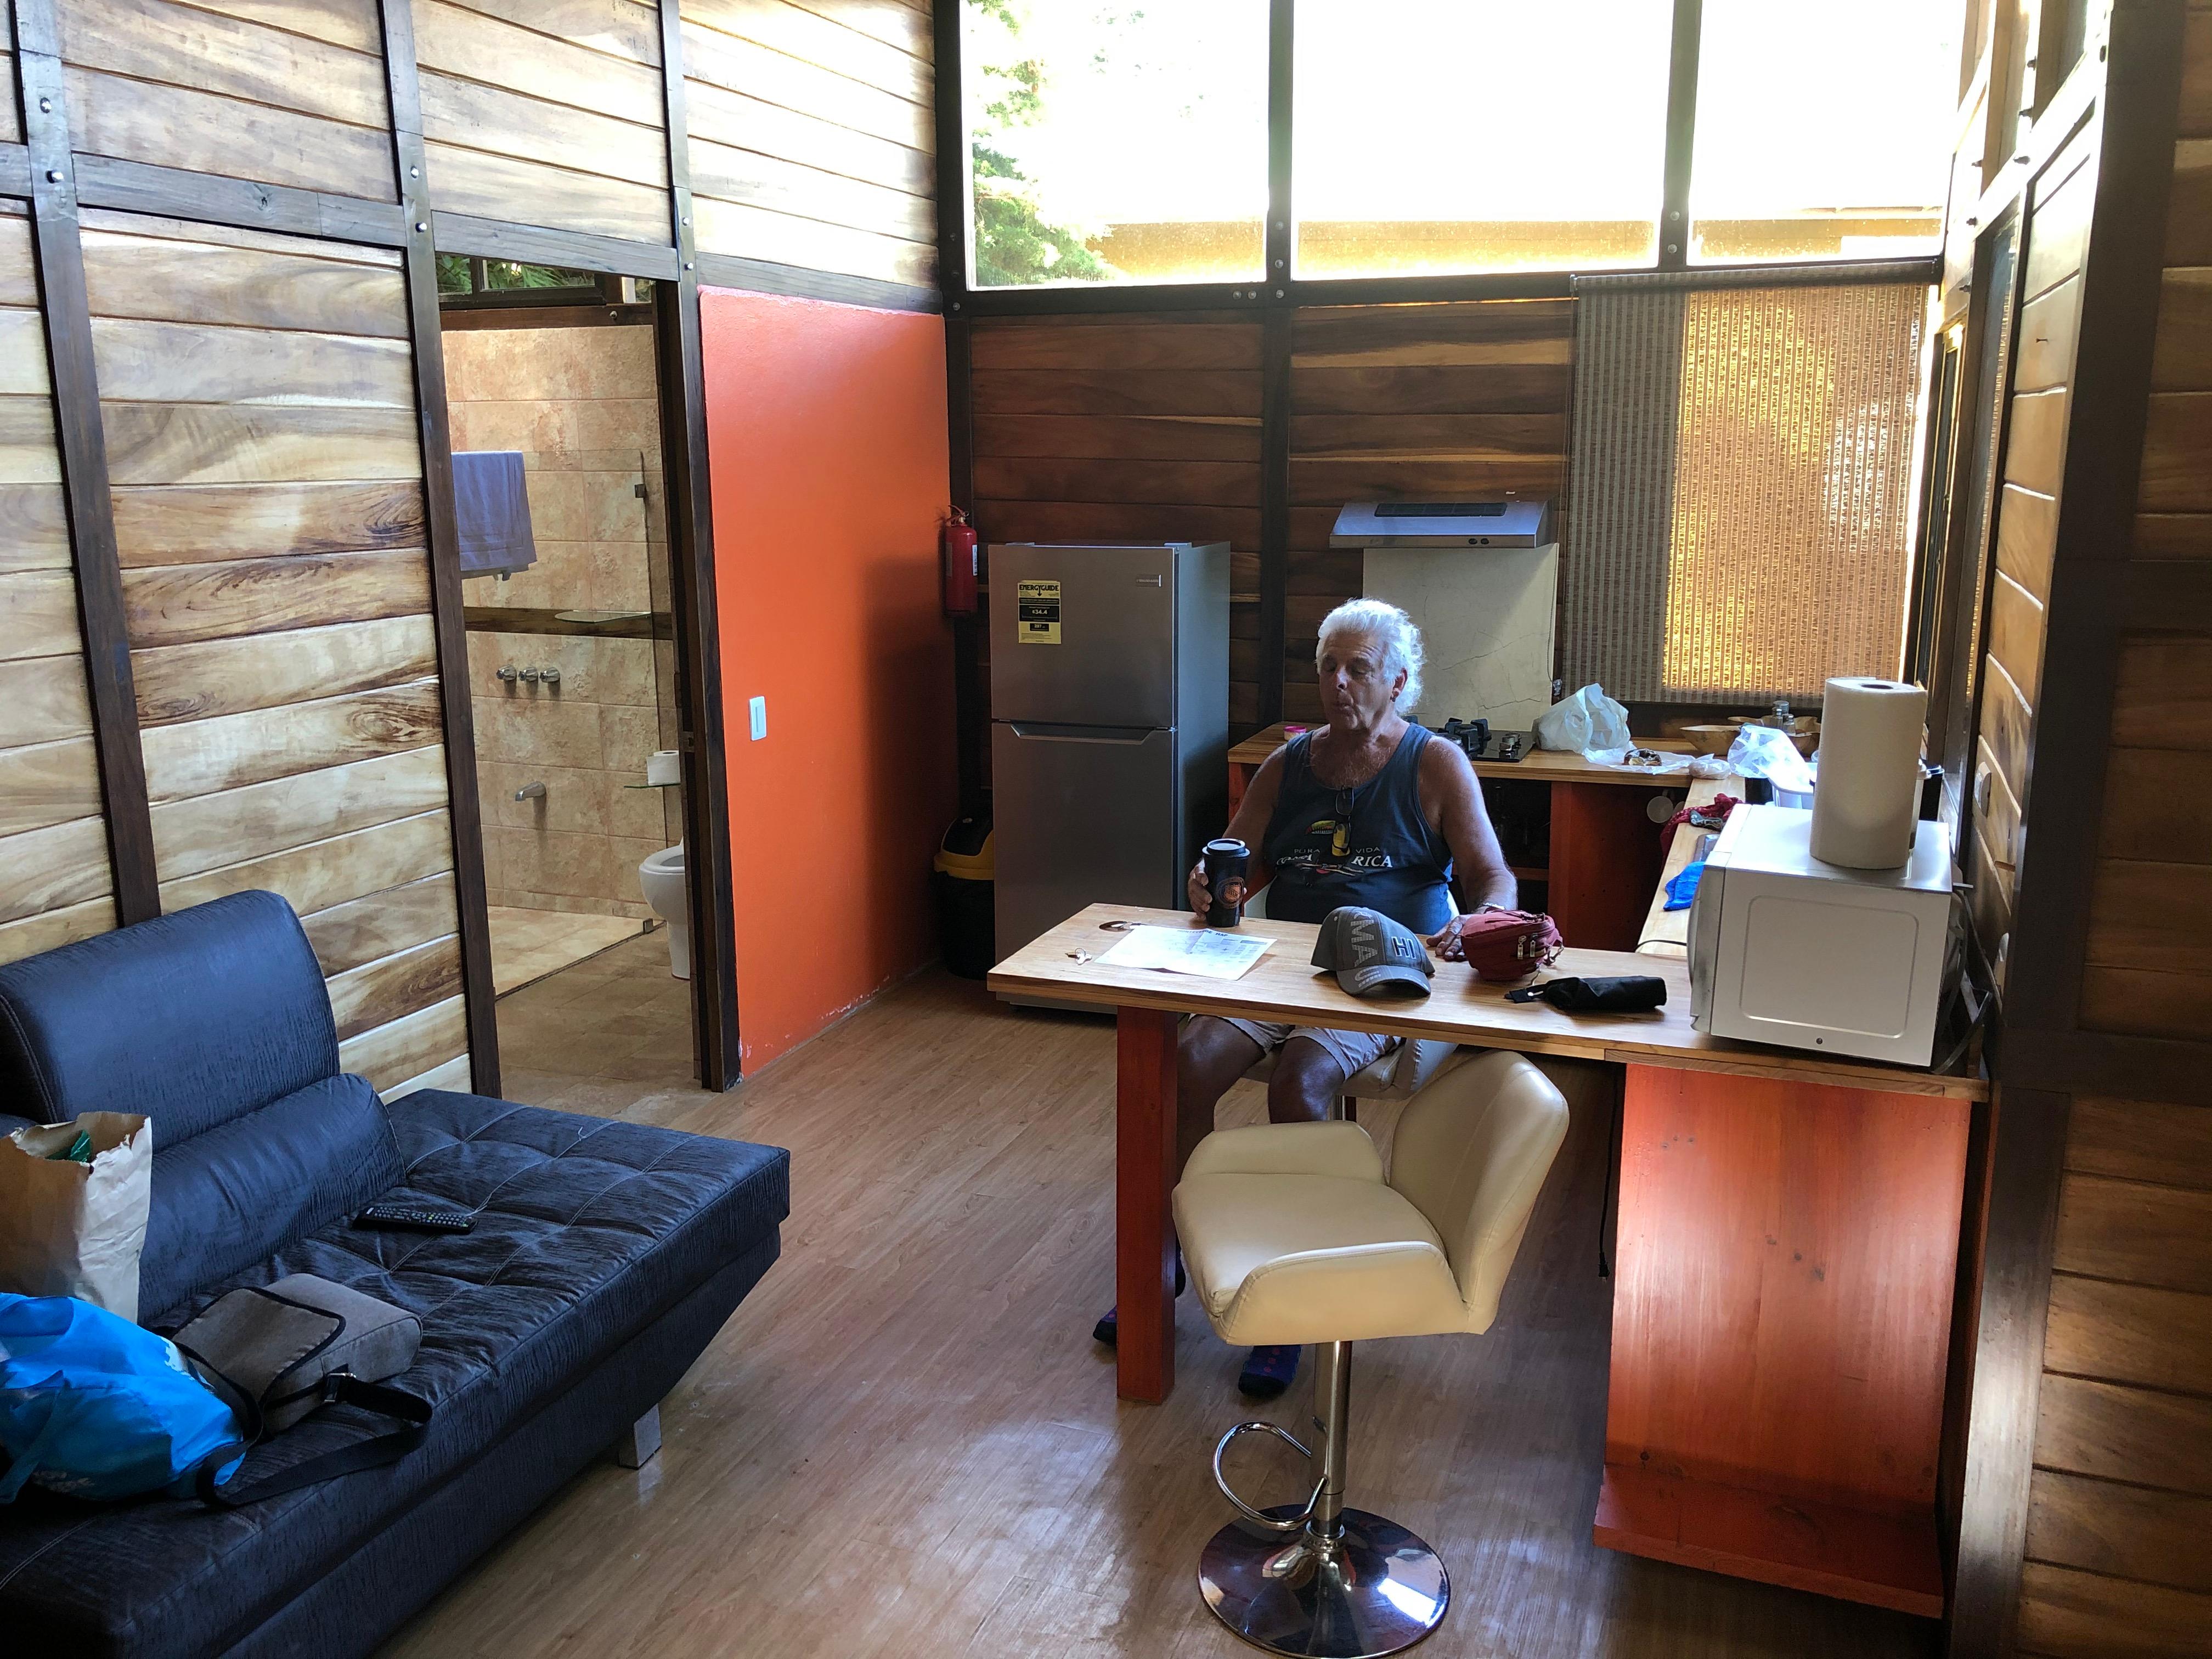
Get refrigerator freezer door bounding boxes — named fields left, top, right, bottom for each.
left=988, top=544, right=1177, bottom=728
left=992, top=720, right=1182, bottom=963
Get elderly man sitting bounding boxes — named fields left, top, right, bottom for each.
left=1092, top=598, right=1519, bottom=1398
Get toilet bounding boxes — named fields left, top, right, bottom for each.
left=638, top=845, right=689, bottom=979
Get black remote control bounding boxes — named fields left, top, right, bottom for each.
left=354, top=1203, right=475, bottom=1234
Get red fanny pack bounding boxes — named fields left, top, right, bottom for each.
left=1455, top=910, right=1564, bottom=983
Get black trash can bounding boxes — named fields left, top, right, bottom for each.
left=933, top=815, right=995, bottom=980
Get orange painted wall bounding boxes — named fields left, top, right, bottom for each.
left=699, top=288, right=955, bottom=1072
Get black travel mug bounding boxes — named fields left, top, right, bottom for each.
left=1203, top=838, right=1250, bottom=927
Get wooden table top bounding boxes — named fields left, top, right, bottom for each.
left=1637, top=774, right=1737, bottom=958
left=989, top=904, right=1987, bottom=1101
left=1227, top=722, right=1699, bottom=787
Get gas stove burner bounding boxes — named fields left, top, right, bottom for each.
left=1434, top=718, right=1532, bottom=763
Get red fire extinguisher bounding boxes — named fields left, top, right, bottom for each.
left=941, top=505, right=978, bottom=617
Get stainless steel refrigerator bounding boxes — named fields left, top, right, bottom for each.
left=990, top=541, right=1230, bottom=972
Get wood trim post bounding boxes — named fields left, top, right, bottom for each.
left=1257, top=0, right=1293, bottom=731
left=12, top=0, right=158, bottom=926
left=944, top=311, right=985, bottom=812
left=1259, top=306, right=1290, bottom=731
left=933, top=0, right=988, bottom=808
left=375, top=0, right=501, bottom=1098
left=1949, top=1086, right=2069, bottom=1657
left=2001, top=5, right=2182, bottom=1037
left=1658, top=0, right=1703, bottom=272
left=657, top=0, right=742, bottom=1090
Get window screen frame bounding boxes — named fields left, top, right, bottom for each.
left=939, top=0, right=1948, bottom=316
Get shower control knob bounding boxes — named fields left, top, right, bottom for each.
left=495, top=664, right=519, bottom=682
left=519, top=667, right=540, bottom=684
left=540, top=666, right=561, bottom=685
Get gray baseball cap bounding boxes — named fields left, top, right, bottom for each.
left=1311, top=906, right=1436, bottom=999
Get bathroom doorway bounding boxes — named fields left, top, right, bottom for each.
left=437, top=263, right=702, bottom=1097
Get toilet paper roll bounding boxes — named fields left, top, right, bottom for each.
left=646, top=749, right=681, bottom=787
left=1810, top=676, right=1927, bottom=869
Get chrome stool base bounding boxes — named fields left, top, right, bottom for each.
left=1198, top=1504, right=1449, bottom=1658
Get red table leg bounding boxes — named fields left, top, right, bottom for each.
left=1116, top=1006, right=1178, bottom=1402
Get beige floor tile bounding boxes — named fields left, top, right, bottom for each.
left=608, top=776, right=669, bottom=840
left=492, top=828, right=612, bottom=901
left=488, top=905, right=643, bottom=996
left=481, top=761, right=611, bottom=837
left=601, top=704, right=659, bottom=771
left=476, top=697, right=603, bottom=770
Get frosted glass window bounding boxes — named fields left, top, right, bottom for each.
left=1689, top=0, right=1965, bottom=265
left=963, top=0, right=1269, bottom=289
left=1561, top=281, right=1926, bottom=702
left=1291, top=0, right=1674, bottom=280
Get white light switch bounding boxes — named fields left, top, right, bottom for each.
left=748, top=696, right=767, bottom=741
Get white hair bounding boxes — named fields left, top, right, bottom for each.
left=1315, top=599, right=1424, bottom=713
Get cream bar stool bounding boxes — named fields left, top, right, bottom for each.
left=1171, top=1051, right=1570, bottom=1658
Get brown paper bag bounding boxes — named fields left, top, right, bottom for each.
left=0, top=1113, right=153, bottom=1321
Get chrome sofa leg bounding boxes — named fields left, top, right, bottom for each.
left=612, top=1404, right=662, bottom=1469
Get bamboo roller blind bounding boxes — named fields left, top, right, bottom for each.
left=1562, top=276, right=1926, bottom=704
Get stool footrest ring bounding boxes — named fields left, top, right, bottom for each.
left=1212, top=1420, right=1322, bottom=1533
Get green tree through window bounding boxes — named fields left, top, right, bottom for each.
left=967, top=0, right=1111, bottom=286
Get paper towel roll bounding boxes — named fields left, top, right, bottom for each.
left=1810, top=677, right=1927, bottom=868
left=647, top=749, right=681, bottom=787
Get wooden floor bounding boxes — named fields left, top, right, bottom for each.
left=382, top=951, right=1943, bottom=1659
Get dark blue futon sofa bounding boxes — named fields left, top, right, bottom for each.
left=0, top=891, right=789, bottom=1659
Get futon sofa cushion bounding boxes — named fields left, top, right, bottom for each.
left=139, top=1073, right=402, bottom=1324
left=0, top=891, right=335, bottom=1136
left=0, top=1089, right=791, bottom=1659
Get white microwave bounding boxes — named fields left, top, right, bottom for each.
left=1688, top=805, right=1960, bottom=1067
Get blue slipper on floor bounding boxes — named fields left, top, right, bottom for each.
left=1238, top=1344, right=1301, bottom=1400
left=1092, top=1256, right=1185, bottom=1347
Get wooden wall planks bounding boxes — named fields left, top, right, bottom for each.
left=0, top=211, right=114, bottom=964
left=1283, top=300, right=1573, bottom=723
left=53, top=0, right=396, bottom=203
left=79, top=212, right=466, bottom=1093
left=959, top=300, right=1577, bottom=740
left=1966, top=133, right=2091, bottom=984
left=680, top=0, right=934, bottom=288
left=410, top=0, right=672, bottom=244
left=1996, top=37, right=2212, bottom=1649
left=4, top=0, right=930, bottom=1097
left=967, top=313, right=1263, bottom=729
left=2017, top=1560, right=2212, bottom=1659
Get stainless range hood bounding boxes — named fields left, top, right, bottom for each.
left=1330, top=499, right=1555, bottom=548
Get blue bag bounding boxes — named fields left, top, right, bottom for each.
left=0, top=1294, right=245, bottom=1502
left=1662, top=860, right=1707, bottom=912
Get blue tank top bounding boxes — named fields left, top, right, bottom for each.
left=1261, top=726, right=1454, bottom=933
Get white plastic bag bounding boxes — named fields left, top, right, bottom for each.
left=1725, top=725, right=1816, bottom=795
left=1533, top=684, right=1630, bottom=753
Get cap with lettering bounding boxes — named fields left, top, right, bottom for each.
left=1311, top=906, right=1436, bottom=999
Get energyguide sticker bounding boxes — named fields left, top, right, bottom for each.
left=1017, top=579, right=1061, bottom=645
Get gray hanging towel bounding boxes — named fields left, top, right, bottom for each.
left=452, top=450, right=537, bottom=576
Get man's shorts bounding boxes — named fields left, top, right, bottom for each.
left=1214, top=1017, right=1400, bottom=1081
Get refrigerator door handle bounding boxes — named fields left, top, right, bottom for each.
left=1005, top=721, right=1159, bottom=744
